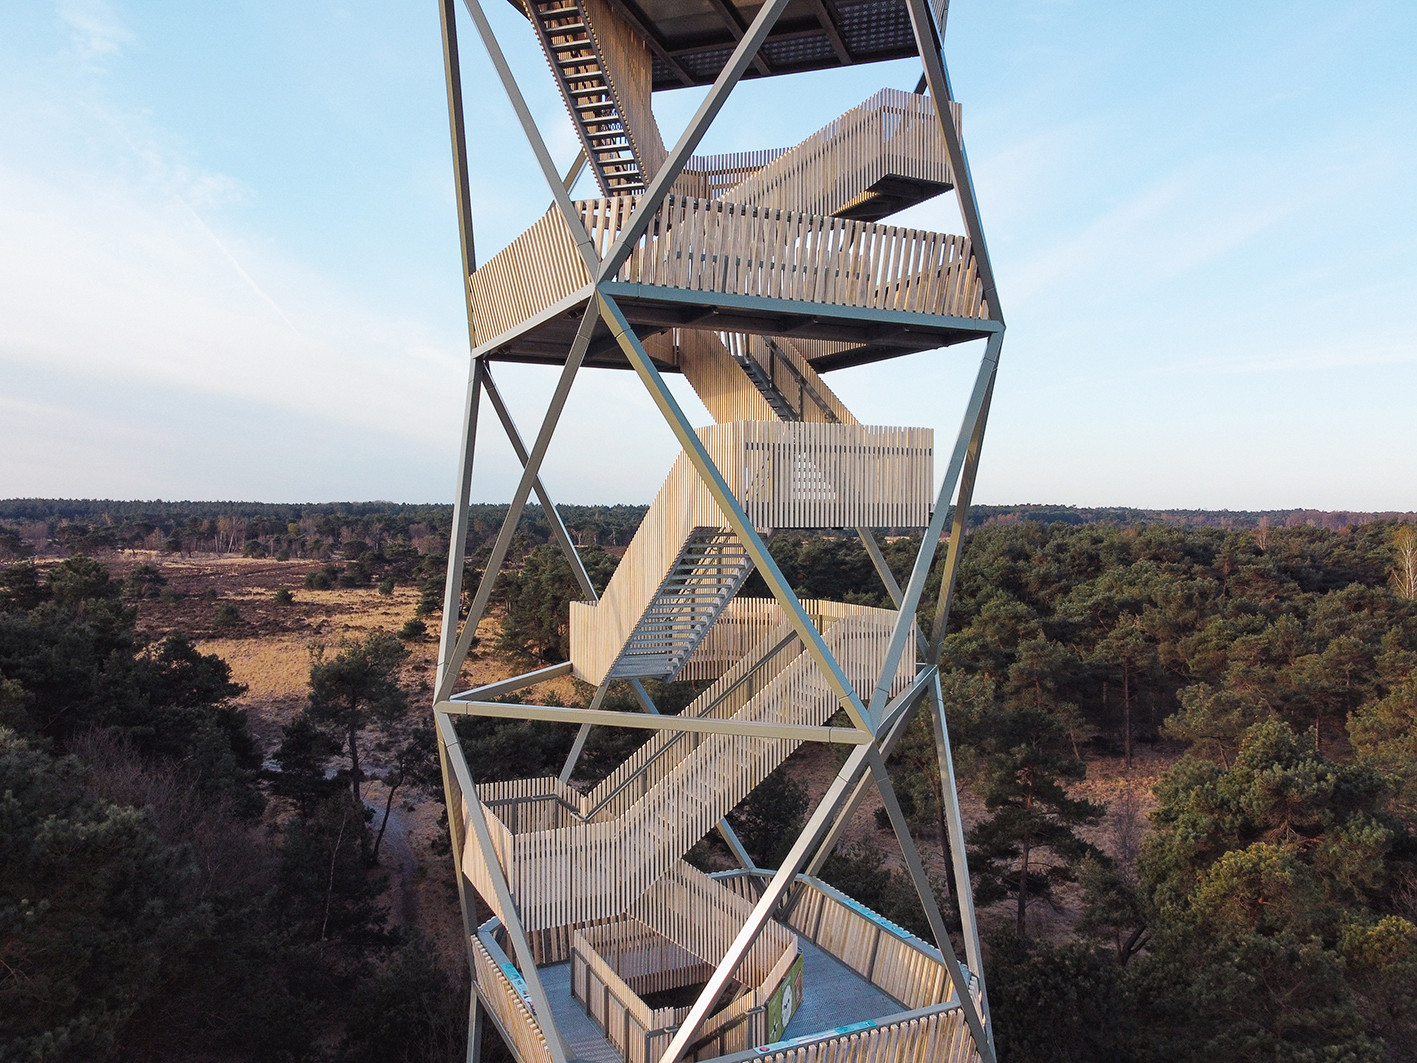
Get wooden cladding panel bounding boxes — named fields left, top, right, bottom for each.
left=479, top=612, right=915, bottom=930
left=726, top=89, right=961, bottom=218
left=466, top=206, right=589, bottom=346
left=471, top=934, right=554, bottom=1063
left=676, top=329, right=779, bottom=424
left=582, top=0, right=666, bottom=177
left=673, top=148, right=787, bottom=202
left=701, top=421, right=934, bottom=530
left=677, top=597, right=908, bottom=684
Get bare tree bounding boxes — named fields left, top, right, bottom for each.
left=1391, top=524, right=1417, bottom=601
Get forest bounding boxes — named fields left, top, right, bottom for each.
left=2, top=501, right=1415, bottom=1062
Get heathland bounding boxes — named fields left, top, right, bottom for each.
left=2, top=500, right=1415, bottom=1063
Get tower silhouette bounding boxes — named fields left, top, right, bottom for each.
left=430, top=3, right=1004, bottom=1062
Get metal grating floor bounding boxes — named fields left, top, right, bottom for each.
left=536, top=937, right=904, bottom=1063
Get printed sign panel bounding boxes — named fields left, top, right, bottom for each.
left=765, top=953, right=805, bottom=1044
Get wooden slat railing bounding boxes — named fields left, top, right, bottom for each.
left=587, top=194, right=986, bottom=319
left=468, top=610, right=915, bottom=931
left=745, top=1005, right=977, bottom=1063
left=570, top=420, right=931, bottom=686
left=465, top=187, right=986, bottom=348
left=723, top=88, right=960, bottom=218
left=472, top=931, right=554, bottom=1063
left=466, top=206, right=590, bottom=347
left=569, top=862, right=801, bottom=1063
left=675, top=598, right=901, bottom=683
left=673, top=147, right=788, bottom=202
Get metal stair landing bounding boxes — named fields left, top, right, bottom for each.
left=527, top=0, right=645, bottom=195
left=609, top=530, right=753, bottom=680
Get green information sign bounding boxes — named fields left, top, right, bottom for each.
left=765, top=953, right=805, bottom=1044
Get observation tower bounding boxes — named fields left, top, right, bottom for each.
left=429, top=2, right=1004, bottom=1062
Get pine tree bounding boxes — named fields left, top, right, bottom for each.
left=951, top=687, right=1103, bottom=936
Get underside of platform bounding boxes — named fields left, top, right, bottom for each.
left=507, top=0, right=943, bottom=91
left=474, top=287, right=997, bottom=372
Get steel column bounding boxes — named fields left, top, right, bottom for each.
left=656, top=742, right=878, bottom=1063
left=466, top=990, right=484, bottom=1063
left=905, top=0, right=1001, bottom=323
left=437, top=308, right=599, bottom=701
left=481, top=366, right=598, bottom=601
left=931, top=670, right=987, bottom=1007
left=869, top=748, right=994, bottom=1063
left=438, top=360, right=486, bottom=678
left=866, top=340, right=1000, bottom=724
left=437, top=713, right=571, bottom=1063
left=929, top=360, right=997, bottom=661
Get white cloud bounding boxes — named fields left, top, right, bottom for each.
left=55, top=0, right=134, bottom=62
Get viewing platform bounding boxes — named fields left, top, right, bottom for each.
left=467, top=871, right=982, bottom=1063
left=468, top=193, right=993, bottom=369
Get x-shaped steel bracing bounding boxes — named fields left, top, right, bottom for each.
left=430, top=1, right=1006, bottom=1060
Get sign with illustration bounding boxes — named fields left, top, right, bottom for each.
left=765, top=953, right=805, bottom=1044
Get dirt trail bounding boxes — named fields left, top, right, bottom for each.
left=370, top=795, right=421, bottom=928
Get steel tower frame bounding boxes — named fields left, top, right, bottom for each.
left=429, top=3, right=1005, bottom=1062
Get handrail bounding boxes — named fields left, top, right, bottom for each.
left=580, top=629, right=800, bottom=818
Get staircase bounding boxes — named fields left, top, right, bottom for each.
left=468, top=610, right=916, bottom=932
left=717, top=88, right=961, bottom=220
left=611, top=531, right=754, bottom=680
left=730, top=345, right=798, bottom=422
left=526, top=0, right=646, bottom=195
left=570, top=418, right=931, bottom=687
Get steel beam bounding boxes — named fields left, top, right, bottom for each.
left=481, top=367, right=598, bottom=600
left=869, top=748, right=994, bottom=1063
left=439, top=699, right=872, bottom=744
left=438, top=360, right=486, bottom=681
left=458, top=0, right=598, bottom=271
left=448, top=662, right=575, bottom=703
left=655, top=742, right=878, bottom=1063
left=598, top=0, right=792, bottom=280
left=930, top=360, right=996, bottom=661
left=931, top=670, right=986, bottom=1007
left=905, top=0, right=1001, bottom=323
left=597, top=281, right=1002, bottom=338
left=436, top=721, right=478, bottom=960
left=437, top=0, right=477, bottom=282
left=799, top=671, right=934, bottom=883
left=865, top=339, right=1000, bottom=726
left=466, top=990, right=484, bottom=1063
left=436, top=713, right=571, bottom=1063
left=471, top=286, right=594, bottom=361
left=560, top=147, right=587, bottom=193
left=437, top=308, right=599, bottom=701
left=598, top=291, right=873, bottom=734
left=557, top=680, right=610, bottom=784
left=856, top=526, right=930, bottom=659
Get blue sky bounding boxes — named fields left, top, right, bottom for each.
left=1, top=1, right=1413, bottom=510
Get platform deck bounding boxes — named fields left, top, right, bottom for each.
left=537, top=937, right=904, bottom=1063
